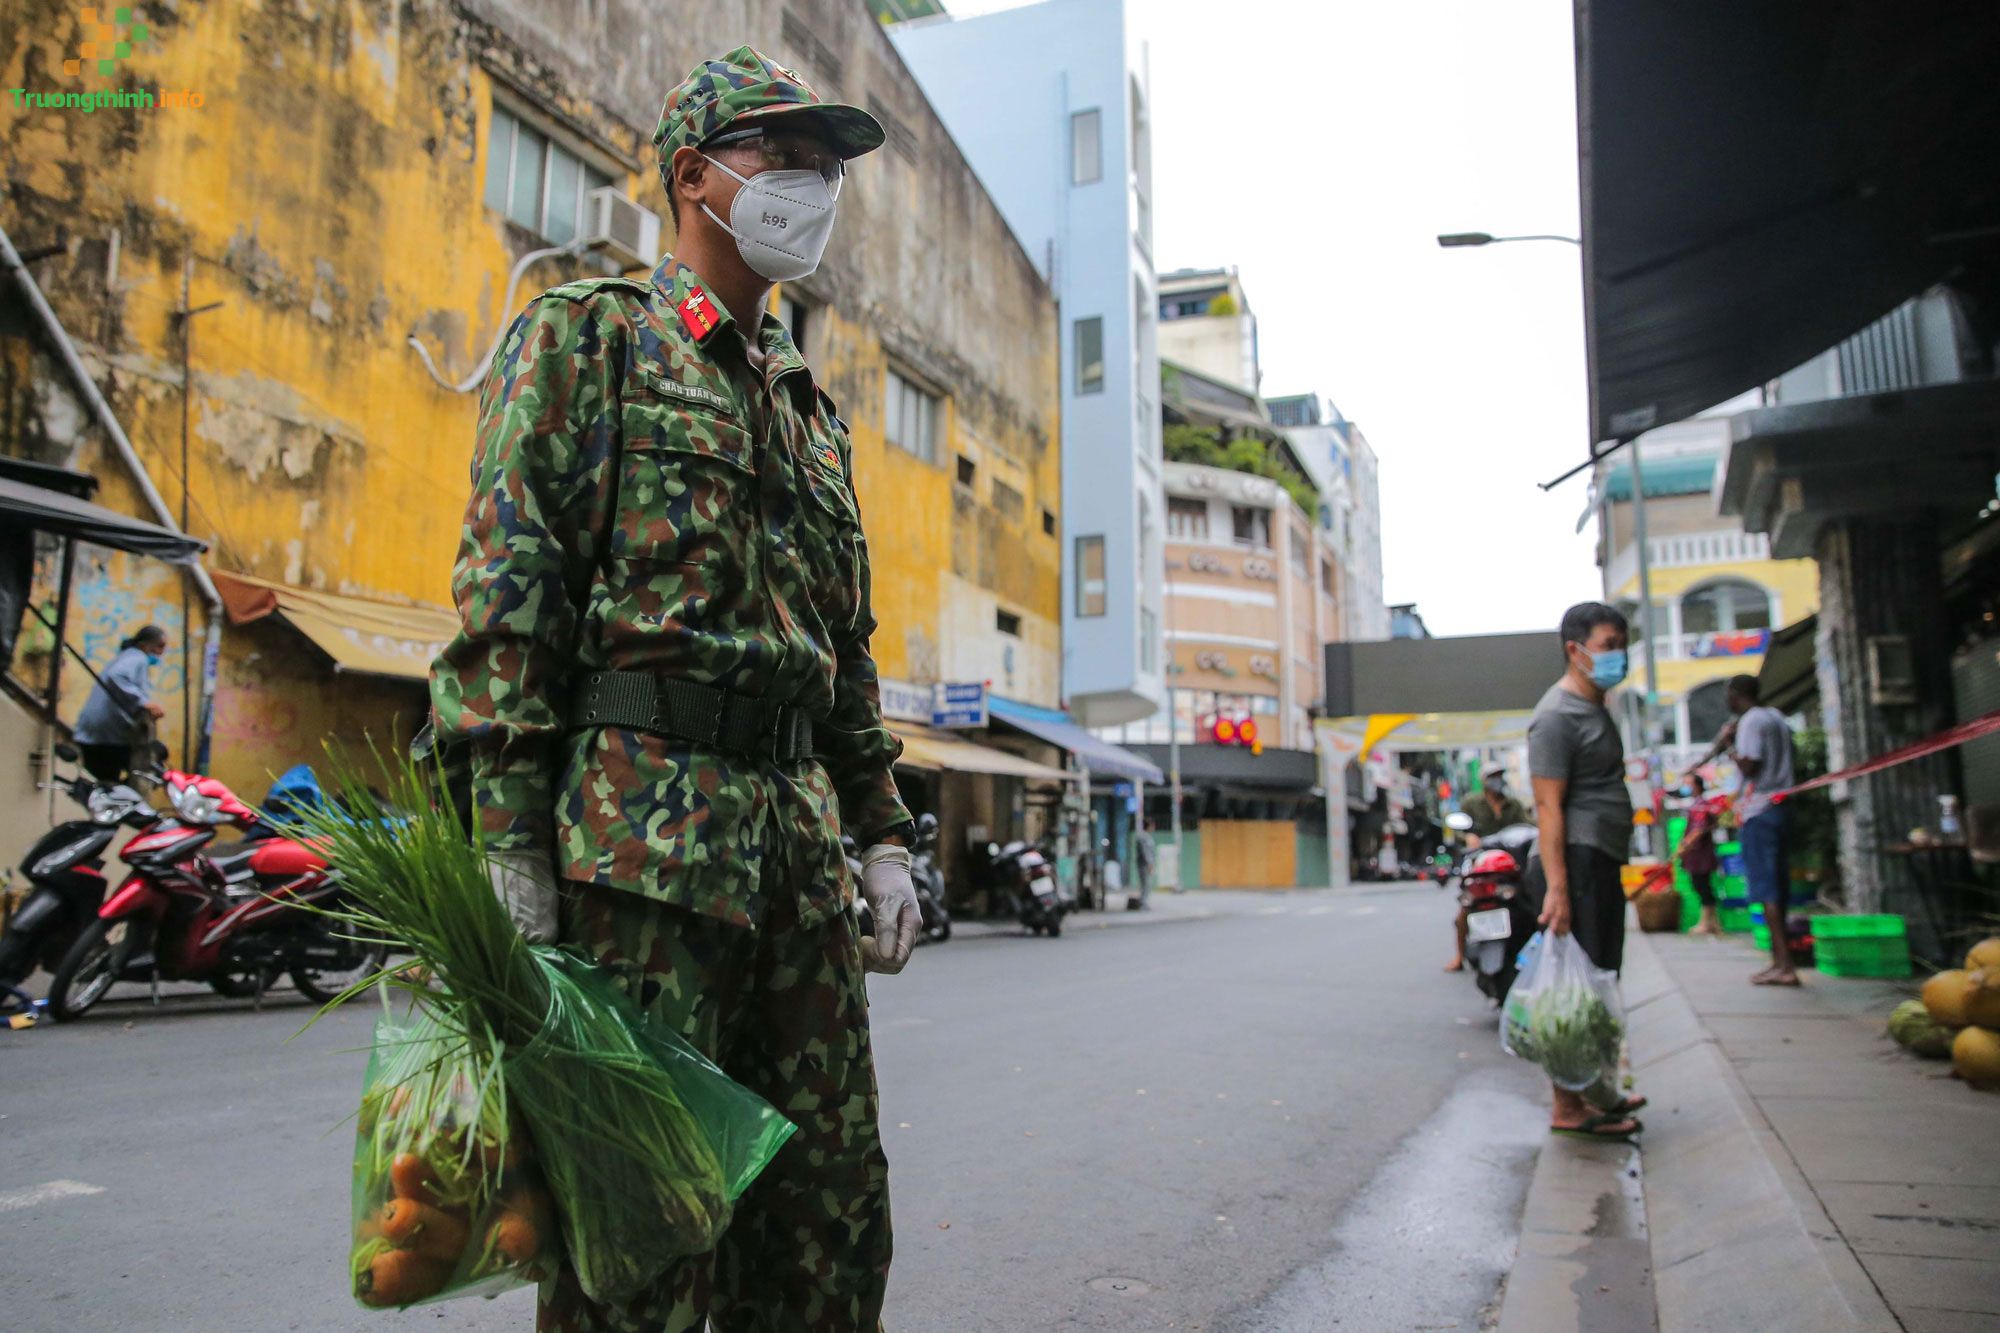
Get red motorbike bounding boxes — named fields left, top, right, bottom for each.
left=45, top=768, right=384, bottom=1021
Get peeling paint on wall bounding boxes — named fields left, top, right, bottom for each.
left=3, top=0, right=1065, bottom=802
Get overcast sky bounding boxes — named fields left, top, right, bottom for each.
left=946, top=0, right=1603, bottom=636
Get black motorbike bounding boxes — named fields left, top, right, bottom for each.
left=849, top=820, right=951, bottom=947
left=984, top=838, right=1064, bottom=937
left=1446, top=813, right=1542, bottom=1003
left=0, top=743, right=160, bottom=989
left=910, top=813, right=951, bottom=943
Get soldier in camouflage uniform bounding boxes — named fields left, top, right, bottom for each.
left=429, top=47, right=919, bottom=1332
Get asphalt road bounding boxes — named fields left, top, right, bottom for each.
left=0, top=884, right=1546, bottom=1331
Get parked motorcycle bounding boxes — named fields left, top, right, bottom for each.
left=984, top=838, right=1063, bottom=937
left=848, top=818, right=952, bottom=946
left=44, top=766, right=385, bottom=1020
left=0, top=743, right=161, bottom=989
left=910, top=814, right=952, bottom=943
left=1445, top=811, right=1541, bottom=1003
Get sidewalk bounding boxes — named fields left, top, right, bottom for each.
left=1641, top=929, right=2000, bottom=1331
left=1499, top=919, right=2000, bottom=1331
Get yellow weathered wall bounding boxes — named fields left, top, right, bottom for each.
left=1611, top=556, right=1821, bottom=701
left=2, top=0, right=1063, bottom=807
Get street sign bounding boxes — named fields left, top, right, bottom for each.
left=931, top=681, right=988, bottom=729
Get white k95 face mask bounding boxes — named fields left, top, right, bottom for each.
left=701, top=155, right=838, bottom=283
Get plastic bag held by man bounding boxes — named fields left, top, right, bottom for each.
left=351, top=1010, right=556, bottom=1308
left=300, top=749, right=797, bottom=1309
left=1500, top=930, right=1625, bottom=1091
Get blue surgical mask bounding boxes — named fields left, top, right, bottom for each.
left=144, top=652, right=163, bottom=666
left=1583, top=647, right=1628, bottom=690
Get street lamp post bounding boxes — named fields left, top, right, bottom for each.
left=1435, top=229, right=1662, bottom=743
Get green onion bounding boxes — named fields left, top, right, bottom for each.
left=297, top=744, right=794, bottom=1305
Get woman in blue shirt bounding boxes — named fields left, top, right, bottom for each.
left=72, top=625, right=168, bottom=782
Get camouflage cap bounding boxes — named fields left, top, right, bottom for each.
left=653, top=45, right=885, bottom=162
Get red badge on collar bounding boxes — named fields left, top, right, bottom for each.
left=677, top=285, right=721, bottom=341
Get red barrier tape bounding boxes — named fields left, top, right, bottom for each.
left=1771, top=707, right=2000, bottom=804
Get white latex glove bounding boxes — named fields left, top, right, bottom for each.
left=858, top=843, right=919, bottom=975
left=488, top=849, right=559, bottom=945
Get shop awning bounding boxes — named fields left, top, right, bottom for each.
left=890, top=723, right=1073, bottom=783
left=1718, top=378, right=2000, bottom=557
left=0, top=475, right=206, bottom=562
left=1757, top=614, right=1820, bottom=715
left=1576, top=2, right=2000, bottom=446
left=212, top=569, right=457, bottom=682
left=987, top=695, right=1165, bottom=784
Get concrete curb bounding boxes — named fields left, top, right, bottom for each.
left=1622, top=928, right=1899, bottom=1332
left=1497, top=1135, right=1655, bottom=1333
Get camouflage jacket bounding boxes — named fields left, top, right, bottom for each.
left=430, top=256, right=909, bottom=929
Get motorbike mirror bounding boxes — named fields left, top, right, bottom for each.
left=1445, top=812, right=1475, bottom=832
left=54, top=741, right=81, bottom=762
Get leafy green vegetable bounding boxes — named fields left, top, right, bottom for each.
left=1501, top=935, right=1624, bottom=1090
left=297, top=745, right=794, bottom=1306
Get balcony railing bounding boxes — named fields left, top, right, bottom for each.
left=1605, top=528, right=1771, bottom=593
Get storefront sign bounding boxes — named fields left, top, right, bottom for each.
left=1690, top=629, right=1771, bottom=658
left=879, top=678, right=933, bottom=724
left=931, top=681, right=988, bottom=729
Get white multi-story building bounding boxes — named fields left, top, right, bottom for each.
left=893, top=0, right=1165, bottom=727
left=1268, top=393, right=1389, bottom=640
left=1158, top=266, right=1260, bottom=394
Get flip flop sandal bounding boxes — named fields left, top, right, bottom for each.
left=1552, top=1113, right=1643, bottom=1142
left=1751, top=973, right=1803, bottom=987
left=1607, top=1095, right=1648, bottom=1114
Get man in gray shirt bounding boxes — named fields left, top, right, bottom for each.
left=1526, top=602, right=1641, bottom=1140
left=1728, top=674, right=1799, bottom=985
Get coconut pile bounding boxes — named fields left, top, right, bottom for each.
left=1887, top=936, right=2000, bottom=1089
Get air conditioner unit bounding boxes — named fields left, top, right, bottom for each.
left=582, top=186, right=661, bottom=269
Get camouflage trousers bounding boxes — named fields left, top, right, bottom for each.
left=536, top=871, right=891, bottom=1332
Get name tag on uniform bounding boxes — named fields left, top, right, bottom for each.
left=642, top=373, right=732, bottom=414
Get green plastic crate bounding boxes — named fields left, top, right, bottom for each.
left=1814, top=926, right=1911, bottom=978
left=1815, top=945, right=1912, bottom=979
left=1718, top=904, right=1755, bottom=933
left=1810, top=913, right=1906, bottom=940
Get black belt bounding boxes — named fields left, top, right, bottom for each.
left=568, top=670, right=818, bottom=764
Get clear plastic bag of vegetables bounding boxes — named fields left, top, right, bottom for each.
left=1500, top=929, right=1624, bottom=1091
left=300, top=745, right=796, bottom=1308
left=351, top=1006, right=557, bottom=1308
left=497, top=944, right=798, bottom=1302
